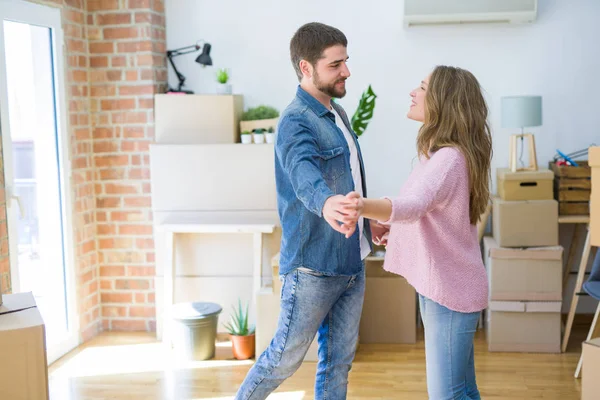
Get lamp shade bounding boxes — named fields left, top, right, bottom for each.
left=501, top=96, right=542, bottom=129
left=195, top=43, right=212, bottom=66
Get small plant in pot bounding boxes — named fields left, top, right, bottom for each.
left=265, top=126, right=275, bottom=144
left=240, top=130, right=252, bottom=144
left=240, top=105, right=279, bottom=133
left=224, top=299, right=255, bottom=360
left=216, top=68, right=232, bottom=95
left=253, top=128, right=265, bottom=144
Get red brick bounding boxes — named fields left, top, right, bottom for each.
left=153, top=0, right=165, bottom=13
left=120, top=224, right=153, bottom=235
left=125, top=197, right=152, bottom=208
left=103, top=250, right=146, bottom=264
left=112, top=111, right=147, bottom=124
left=111, top=320, right=148, bottom=331
left=101, top=292, right=133, bottom=303
left=97, top=13, right=133, bottom=25
left=90, top=56, right=108, bottom=68
left=135, top=12, right=151, bottom=23
left=104, top=27, right=138, bottom=40
left=128, top=168, right=150, bottom=180
left=95, top=155, right=129, bottom=167
left=119, top=85, right=154, bottom=96
left=67, top=39, right=86, bottom=53
left=127, top=265, right=155, bottom=276
left=117, top=41, right=152, bottom=53
left=135, top=238, right=154, bottom=249
left=96, top=197, right=122, bottom=209
left=138, top=98, right=154, bottom=109
left=122, top=141, right=150, bottom=152
left=126, top=71, right=138, bottom=81
left=71, top=70, right=88, bottom=83
left=100, top=280, right=113, bottom=290
left=111, top=56, right=127, bottom=67
left=115, top=279, right=150, bottom=290
left=91, top=85, right=117, bottom=97
left=101, top=99, right=136, bottom=111
left=100, top=265, right=125, bottom=276
left=103, top=306, right=128, bottom=318
left=100, top=169, right=127, bottom=180
left=86, top=27, right=102, bottom=41
left=105, top=183, right=139, bottom=195
left=64, top=23, right=83, bottom=39
left=97, top=224, right=117, bottom=235
left=92, top=127, right=115, bottom=139
left=88, top=0, right=120, bottom=11
left=129, top=306, right=154, bottom=318
left=147, top=292, right=155, bottom=303
left=110, top=211, right=145, bottom=222
left=129, top=0, right=150, bottom=8
left=107, top=70, right=123, bottom=81
left=89, top=42, right=114, bottom=54
left=65, top=10, right=85, bottom=24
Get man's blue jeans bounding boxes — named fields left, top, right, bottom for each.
left=235, top=266, right=365, bottom=400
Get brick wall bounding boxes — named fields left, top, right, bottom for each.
left=0, top=0, right=167, bottom=338
left=88, top=0, right=166, bottom=332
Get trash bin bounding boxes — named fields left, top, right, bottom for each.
left=171, top=302, right=222, bottom=361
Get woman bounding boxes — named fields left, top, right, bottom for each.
left=346, top=65, right=492, bottom=399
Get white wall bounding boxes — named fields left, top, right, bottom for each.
left=166, top=0, right=600, bottom=198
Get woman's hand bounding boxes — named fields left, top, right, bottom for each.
left=340, top=191, right=363, bottom=238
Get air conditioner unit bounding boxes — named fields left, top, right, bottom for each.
left=404, top=0, right=538, bottom=27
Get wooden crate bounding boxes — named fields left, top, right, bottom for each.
left=550, top=161, right=591, bottom=215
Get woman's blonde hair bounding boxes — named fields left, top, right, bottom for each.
left=417, top=65, right=493, bottom=225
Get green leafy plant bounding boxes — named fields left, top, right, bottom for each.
left=351, top=85, right=377, bottom=137
left=253, top=128, right=265, bottom=134
left=216, top=68, right=229, bottom=84
left=241, top=130, right=251, bottom=135
left=267, top=126, right=275, bottom=133
left=223, top=299, right=255, bottom=336
left=241, top=105, right=279, bottom=121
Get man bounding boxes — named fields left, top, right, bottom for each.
left=235, top=22, right=371, bottom=400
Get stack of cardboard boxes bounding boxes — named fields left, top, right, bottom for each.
left=582, top=146, right=600, bottom=400
left=484, top=167, right=563, bottom=353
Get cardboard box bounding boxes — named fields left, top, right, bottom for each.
left=483, top=236, right=562, bottom=301
left=256, top=288, right=319, bottom=362
left=497, top=168, right=554, bottom=201
left=359, top=260, right=417, bottom=344
left=0, top=292, right=49, bottom=400
left=582, top=337, right=600, bottom=400
left=486, top=300, right=561, bottom=353
left=154, top=94, right=244, bottom=144
left=492, top=197, right=558, bottom=247
left=590, top=146, right=600, bottom=246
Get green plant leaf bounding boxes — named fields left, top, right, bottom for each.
left=351, top=85, right=377, bottom=137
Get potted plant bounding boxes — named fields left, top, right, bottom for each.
left=240, top=105, right=279, bottom=133
left=265, top=126, right=275, bottom=144
left=216, top=68, right=232, bottom=95
left=253, top=128, right=265, bottom=144
left=240, top=130, right=252, bottom=144
left=351, top=85, right=377, bottom=137
left=223, top=299, right=255, bottom=360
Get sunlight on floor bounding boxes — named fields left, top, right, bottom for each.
left=51, top=342, right=253, bottom=379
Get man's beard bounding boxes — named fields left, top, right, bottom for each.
left=313, top=70, right=346, bottom=99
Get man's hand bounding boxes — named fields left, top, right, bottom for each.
left=322, top=195, right=359, bottom=236
left=371, top=221, right=390, bottom=246
left=339, top=192, right=363, bottom=238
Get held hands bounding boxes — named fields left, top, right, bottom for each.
left=322, top=192, right=364, bottom=239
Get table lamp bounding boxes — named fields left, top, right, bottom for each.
left=501, top=95, right=542, bottom=172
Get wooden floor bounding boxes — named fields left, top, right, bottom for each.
left=48, top=326, right=587, bottom=400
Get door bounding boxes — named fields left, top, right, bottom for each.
left=0, top=0, right=78, bottom=364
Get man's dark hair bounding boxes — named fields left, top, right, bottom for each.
left=290, top=22, right=347, bottom=81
